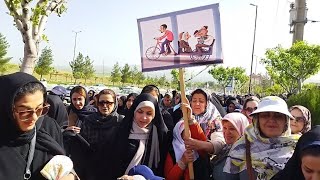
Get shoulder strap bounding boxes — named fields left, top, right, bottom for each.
left=24, top=129, right=36, bottom=180
left=245, top=134, right=255, bottom=180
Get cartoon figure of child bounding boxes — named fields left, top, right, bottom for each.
left=179, top=32, right=192, bottom=53
left=156, top=24, right=174, bottom=54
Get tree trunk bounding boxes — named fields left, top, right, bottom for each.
left=40, top=74, right=43, bottom=80
left=20, top=37, right=38, bottom=74
left=297, top=79, right=302, bottom=93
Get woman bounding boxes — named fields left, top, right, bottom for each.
left=125, top=93, right=138, bottom=114
left=184, top=89, right=225, bottom=156
left=79, top=89, right=124, bottom=179
left=110, top=93, right=169, bottom=179
left=225, top=97, right=239, bottom=113
left=67, top=86, right=96, bottom=133
left=223, top=96, right=299, bottom=180
left=211, top=112, right=249, bottom=180
left=241, top=96, right=260, bottom=123
left=117, top=95, right=127, bottom=115
left=271, top=126, right=320, bottom=180
left=289, top=105, right=311, bottom=135
left=164, top=103, right=210, bottom=180
left=0, top=72, right=76, bottom=180
left=88, top=90, right=96, bottom=105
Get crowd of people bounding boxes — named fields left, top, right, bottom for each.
left=0, top=72, right=319, bottom=180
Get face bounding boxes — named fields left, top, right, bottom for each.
left=71, top=92, right=86, bottom=110
left=88, top=91, right=94, bottom=97
left=163, top=96, right=172, bottom=107
left=13, top=91, right=47, bottom=132
left=191, top=93, right=207, bottom=115
left=174, top=95, right=181, bottom=105
left=222, top=121, right=240, bottom=145
left=243, top=101, right=259, bottom=119
left=118, top=98, right=123, bottom=106
left=160, top=25, right=165, bottom=33
left=126, top=96, right=135, bottom=109
left=301, top=155, right=320, bottom=180
left=290, top=108, right=305, bottom=134
left=228, top=103, right=236, bottom=113
left=134, top=107, right=154, bottom=128
left=258, top=112, right=287, bottom=138
left=97, top=94, right=115, bottom=116
left=149, top=90, right=159, bottom=101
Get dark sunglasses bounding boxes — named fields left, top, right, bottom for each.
left=14, top=104, right=50, bottom=121
left=98, top=101, right=114, bottom=106
left=290, top=116, right=306, bottom=123
left=245, top=107, right=257, bottom=113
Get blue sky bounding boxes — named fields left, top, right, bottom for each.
left=1, top=0, right=320, bottom=81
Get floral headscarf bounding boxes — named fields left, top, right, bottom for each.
left=289, top=105, right=311, bottom=134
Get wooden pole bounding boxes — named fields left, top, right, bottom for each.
left=179, top=68, right=194, bottom=180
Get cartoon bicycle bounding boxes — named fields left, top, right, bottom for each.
left=145, top=39, right=178, bottom=60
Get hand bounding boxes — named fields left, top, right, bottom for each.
left=60, top=174, right=76, bottom=180
left=117, top=175, right=134, bottom=180
left=184, top=137, right=201, bottom=151
left=66, top=126, right=81, bottom=134
left=181, top=149, right=195, bottom=164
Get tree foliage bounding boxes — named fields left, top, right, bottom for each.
left=83, top=56, right=95, bottom=84
left=0, top=33, right=12, bottom=75
left=4, top=0, right=67, bottom=74
left=262, top=41, right=320, bottom=93
left=110, top=62, right=121, bottom=85
left=69, top=52, right=85, bottom=83
left=121, top=63, right=132, bottom=85
left=170, top=69, right=179, bottom=90
left=34, top=47, right=53, bottom=79
left=208, top=66, right=248, bottom=94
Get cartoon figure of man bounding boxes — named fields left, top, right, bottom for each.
left=156, top=24, right=174, bottom=54
left=194, top=26, right=215, bottom=53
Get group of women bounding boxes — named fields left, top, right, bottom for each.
left=0, top=72, right=319, bottom=180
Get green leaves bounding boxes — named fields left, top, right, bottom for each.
left=69, top=52, right=85, bottom=80
left=262, top=41, right=320, bottom=93
left=111, top=62, right=122, bottom=85
left=34, top=46, right=54, bottom=77
left=0, top=33, right=12, bottom=75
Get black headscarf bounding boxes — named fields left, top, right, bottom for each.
left=112, top=93, right=169, bottom=177
left=68, top=86, right=96, bottom=121
left=271, top=125, right=320, bottom=180
left=0, top=72, right=64, bottom=179
left=47, top=94, right=68, bottom=126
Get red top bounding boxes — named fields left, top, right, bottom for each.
left=164, top=123, right=207, bottom=180
left=159, top=30, right=174, bottom=41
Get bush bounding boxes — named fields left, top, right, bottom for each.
left=287, top=87, right=320, bottom=126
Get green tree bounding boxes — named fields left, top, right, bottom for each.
left=171, top=69, right=179, bottom=90
left=262, top=41, right=320, bottom=93
left=4, top=0, right=67, bottom=74
left=0, top=33, right=12, bottom=75
left=69, top=53, right=85, bottom=84
left=158, top=74, right=168, bottom=87
left=231, top=67, right=249, bottom=94
left=121, top=63, right=132, bottom=85
left=110, top=62, right=121, bottom=86
left=83, top=56, right=95, bottom=84
left=34, top=47, right=54, bottom=79
left=208, top=66, right=232, bottom=95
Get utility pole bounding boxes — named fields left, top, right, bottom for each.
left=249, top=3, right=258, bottom=95
left=291, top=0, right=307, bottom=44
left=72, top=30, right=82, bottom=61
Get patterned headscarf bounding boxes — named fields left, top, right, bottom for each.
left=223, top=115, right=300, bottom=180
left=289, top=105, right=312, bottom=134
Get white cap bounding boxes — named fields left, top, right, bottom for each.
left=250, top=96, right=293, bottom=119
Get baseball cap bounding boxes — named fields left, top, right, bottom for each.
left=250, top=96, right=293, bottom=119
left=51, top=86, right=67, bottom=96
left=128, top=165, right=164, bottom=180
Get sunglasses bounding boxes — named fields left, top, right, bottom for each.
left=290, top=116, right=306, bottom=123
left=98, top=101, right=114, bottom=106
left=245, top=107, right=257, bottom=113
left=14, top=104, right=50, bottom=121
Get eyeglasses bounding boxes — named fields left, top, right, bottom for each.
left=13, top=104, right=50, bottom=121
left=98, top=101, right=114, bottom=106
left=245, top=107, right=257, bottom=113
left=290, top=116, right=306, bottom=123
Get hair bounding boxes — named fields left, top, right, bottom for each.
left=127, top=93, right=138, bottom=100
left=119, top=95, right=127, bottom=104
left=161, top=24, right=167, bottom=29
left=203, top=26, right=208, bottom=29
left=301, top=146, right=320, bottom=158
left=164, top=94, right=171, bottom=98
left=141, top=85, right=160, bottom=96
left=243, top=96, right=260, bottom=109
left=72, top=86, right=87, bottom=99
left=191, top=89, right=207, bottom=102
left=14, top=82, right=46, bottom=103
left=193, top=30, right=199, bottom=35
left=97, top=89, right=116, bottom=102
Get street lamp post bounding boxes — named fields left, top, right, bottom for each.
left=248, top=3, right=258, bottom=95
left=72, top=30, right=82, bottom=61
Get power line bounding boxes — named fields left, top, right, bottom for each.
left=185, top=65, right=211, bottom=82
